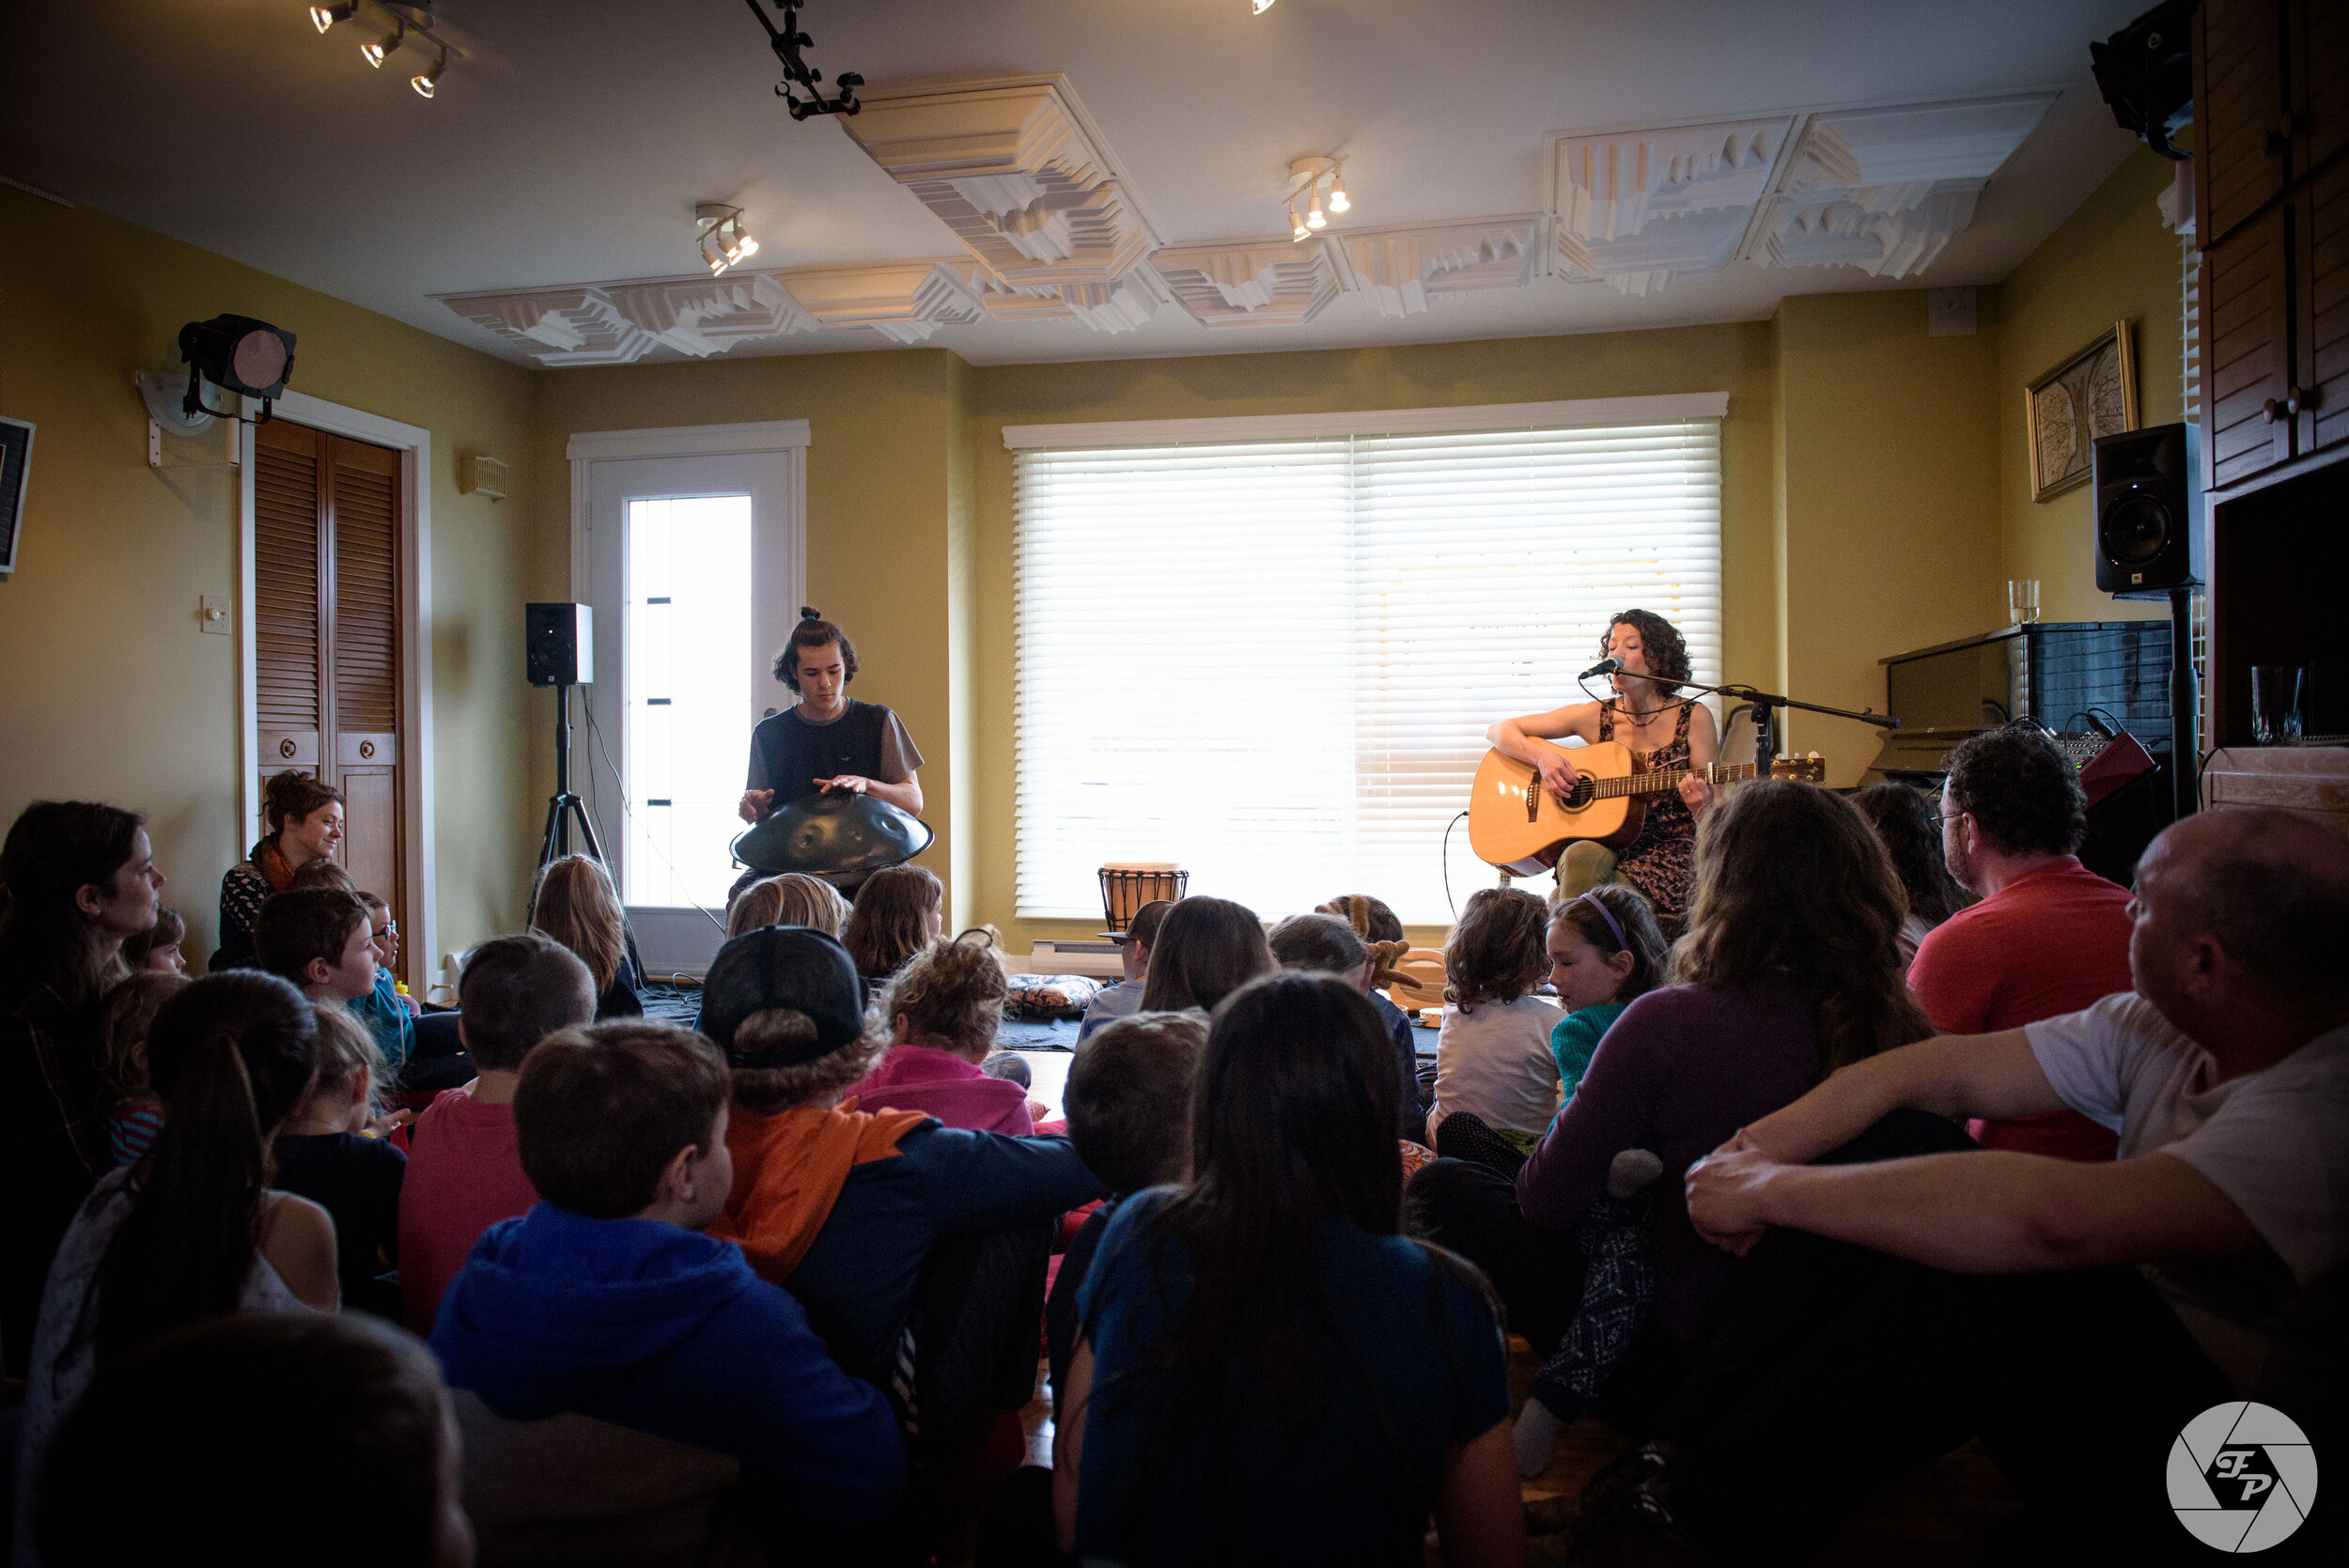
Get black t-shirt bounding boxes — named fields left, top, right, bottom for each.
left=274, top=1131, right=406, bottom=1315
left=746, top=701, right=902, bottom=806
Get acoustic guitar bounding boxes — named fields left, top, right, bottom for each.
left=1469, top=740, right=1828, bottom=875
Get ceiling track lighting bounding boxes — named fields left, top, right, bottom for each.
left=1252, top=0, right=1278, bottom=12
left=741, top=0, right=864, bottom=121
left=310, top=2, right=460, bottom=98
left=1284, top=154, right=1349, bottom=241
left=695, top=203, right=761, bottom=276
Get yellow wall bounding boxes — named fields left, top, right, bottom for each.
left=1772, top=290, right=2002, bottom=772
left=0, top=187, right=540, bottom=974
left=528, top=351, right=972, bottom=922
left=1992, top=149, right=2186, bottom=626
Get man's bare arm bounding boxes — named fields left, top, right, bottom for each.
left=1738, top=1029, right=2065, bottom=1166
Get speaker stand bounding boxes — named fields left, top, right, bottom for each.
left=2168, top=587, right=2199, bottom=820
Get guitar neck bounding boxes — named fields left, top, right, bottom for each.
left=1586, top=761, right=1767, bottom=800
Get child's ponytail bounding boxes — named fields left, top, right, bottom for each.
left=96, top=972, right=319, bottom=1369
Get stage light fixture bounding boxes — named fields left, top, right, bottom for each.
left=1328, top=174, right=1349, bottom=213
left=411, top=49, right=444, bottom=97
left=362, top=23, right=402, bottom=67
left=176, top=315, right=299, bottom=425
left=1305, top=193, right=1326, bottom=229
left=311, top=3, right=357, bottom=32
left=1283, top=153, right=1351, bottom=238
left=696, top=203, right=759, bottom=276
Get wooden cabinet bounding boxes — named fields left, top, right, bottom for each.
left=2195, top=0, right=2349, bottom=490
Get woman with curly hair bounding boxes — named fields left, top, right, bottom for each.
left=1486, top=608, right=1721, bottom=924
left=1409, top=781, right=1930, bottom=1395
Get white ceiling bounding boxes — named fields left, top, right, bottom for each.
left=2, top=0, right=2155, bottom=367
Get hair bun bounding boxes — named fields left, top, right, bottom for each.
left=801, top=606, right=821, bottom=622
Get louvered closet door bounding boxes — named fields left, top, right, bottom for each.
left=250, top=420, right=407, bottom=979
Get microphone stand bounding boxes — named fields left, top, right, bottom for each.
left=1598, top=670, right=1900, bottom=773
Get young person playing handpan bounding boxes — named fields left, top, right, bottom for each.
left=1486, top=609, right=1719, bottom=926
left=737, top=609, right=924, bottom=825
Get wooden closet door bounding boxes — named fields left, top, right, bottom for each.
left=249, top=420, right=408, bottom=983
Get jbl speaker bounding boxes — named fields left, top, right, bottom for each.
left=2093, top=423, right=2203, bottom=598
left=526, top=603, right=593, bottom=687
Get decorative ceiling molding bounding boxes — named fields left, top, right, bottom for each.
left=1548, top=92, right=2055, bottom=295
left=1151, top=238, right=1344, bottom=328
left=842, top=76, right=1164, bottom=304
left=1337, top=216, right=1550, bottom=319
left=434, top=84, right=2061, bottom=362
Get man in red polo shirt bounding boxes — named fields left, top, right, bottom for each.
left=1908, top=722, right=2127, bottom=1160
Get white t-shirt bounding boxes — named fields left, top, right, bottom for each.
left=1430, top=993, right=1563, bottom=1142
left=2026, top=993, right=2349, bottom=1402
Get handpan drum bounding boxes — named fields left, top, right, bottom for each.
left=730, top=791, right=934, bottom=878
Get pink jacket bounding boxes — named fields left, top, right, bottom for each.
left=852, top=1044, right=1034, bottom=1137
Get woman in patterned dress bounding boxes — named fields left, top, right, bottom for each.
left=1486, top=609, right=1719, bottom=926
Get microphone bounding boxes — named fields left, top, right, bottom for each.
left=1580, top=657, right=1623, bottom=679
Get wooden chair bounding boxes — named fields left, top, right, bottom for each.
left=1383, top=947, right=1449, bottom=1016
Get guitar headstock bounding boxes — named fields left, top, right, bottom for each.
left=1770, top=751, right=1828, bottom=784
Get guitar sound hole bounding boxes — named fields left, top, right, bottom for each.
left=1568, top=778, right=1594, bottom=809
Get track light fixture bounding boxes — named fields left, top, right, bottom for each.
left=1252, top=0, right=1278, bottom=13
left=696, top=204, right=760, bottom=276
left=741, top=1, right=864, bottom=121
left=1284, top=155, right=1351, bottom=239
left=311, top=2, right=459, bottom=99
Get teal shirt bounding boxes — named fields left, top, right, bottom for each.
left=1548, top=1001, right=1627, bottom=1106
left=349, top=970, right=414, bottom=1072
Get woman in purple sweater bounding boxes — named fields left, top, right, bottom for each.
left=1408, top=782, right=1930, bottom=1372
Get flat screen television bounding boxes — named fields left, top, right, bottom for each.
left=0, top=415, right=32, bottom=575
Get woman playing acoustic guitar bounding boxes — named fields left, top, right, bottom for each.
left=1486, top=609, right=1719, bottom=924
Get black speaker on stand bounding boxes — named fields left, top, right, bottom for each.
left=523, top=604, right=644, bottom=983
left=2092, top=423, right=2203, bottom=821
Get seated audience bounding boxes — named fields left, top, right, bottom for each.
left=728, top=871, right=852, bottom=939
left=842, top=863, right=944, bottom=1000
left=1426, top=887, right=1561, bottom=1168
left=254, top=887, right=381, bottom=1013
left=275, top=1006, right=407, bottom=1319
left=430, top=1019, right=906, bottom=1527
left=1, top=801, right=163, bottom=1379
left=15, top=971, right=336, bottom=1560
left=213, top=768, right=343, bottom=970
left=531, top=853, right=643, bottom=1018
left=854, top=937, right=1031, bottom=1134
left=1270, top=911, right=1422, bottom=1141
left=699, top=925, right=1099, bottom=1388
left=118, top=905, right=186, bottom=974
left=35, top=1313, right=471, bottom=1568
left=1657, top=808, right=2349, bottom=1562
left=1045, top=1009, right=1206, bottom=1408
left=400, top=933, right=598, bottom=1332
left=1136, top=895, right=1275, bottom=1015
left=1409, top=781, right=1928, bottom=1366
left=1054, top=971, right=1518, bottom=1567
left=94, top=971, right=186, bottom=1168
left=1077, top=897, right=1171, bottom=1044
left=1851, top=781, right=1973, bottom=969
left=1910, top=722, right=2130, bottom=1161
left=1543, top=884, right=1668, bottom=1105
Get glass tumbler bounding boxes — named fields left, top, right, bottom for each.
left=2007, top=580, right=2041, bottom=626
left=2251, top=666, right=2306, bottom=745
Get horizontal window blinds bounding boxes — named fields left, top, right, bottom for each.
left=1013, top=418, right=1721, bottom=924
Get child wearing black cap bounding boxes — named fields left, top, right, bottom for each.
left=698, top=925, right=1102, bottom=1390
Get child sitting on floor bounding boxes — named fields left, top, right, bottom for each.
left=274, top=1005, right=408, bottom=1321
left=253, top=887, right=379, bottom=1012
left=286, top=862, right=412, bottom=1072
left=853, top=936, right=1033, bottom=1135
left=728, top=872, right=852, bottom=939
left=429, top=1019, right=906, bottom=1532
left=95, top=971, right=186, bottom=1167
left=1045, top=1009, right=1206, bottom=1409
left=118, top=906, right=186, bottom=974
left=399, top=932, right=598, bottom=1332
left=1076, top=898, right=1171, bottom=1044
left=841, top=864, right=944, bottom=1001
left=1544, top=886, right=1669, bottom=1103
left=1427, top=886, right=1560, bottom=1168
left=532, top=854, right=643, bottom=1019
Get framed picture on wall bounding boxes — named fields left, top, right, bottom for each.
left=0, top=414, right=34, bottom=575
left=2027, top=320, right=2137, bottom=502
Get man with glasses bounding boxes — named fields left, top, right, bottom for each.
left=1906, top=722, right=2134, bottom=1160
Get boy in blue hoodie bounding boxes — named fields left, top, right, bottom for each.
left=428, top=1018, right=906, bottom=1527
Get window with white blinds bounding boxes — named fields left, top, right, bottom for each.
left=1011, top=400, right=1724, bottom=925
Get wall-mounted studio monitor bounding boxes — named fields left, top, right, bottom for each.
left=0, top=415, right=32, bottom=575
left=526, top=602, right=593, bottom=687
left=2093, top=422, right=2203, bottom=598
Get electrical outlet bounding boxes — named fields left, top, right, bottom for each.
left=200, top=595, right=231, bottom=635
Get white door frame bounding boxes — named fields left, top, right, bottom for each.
left=566, top=421, right=810, bottom=974
left=236, top=390, right=436, bottom=989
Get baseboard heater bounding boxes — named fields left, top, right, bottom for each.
left=1027, top=939, right=1124, bottom=979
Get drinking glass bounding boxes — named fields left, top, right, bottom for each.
left=2251, top=666, right=2306, bottom=745
left=2007, top=579, right=2041, bottom=626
